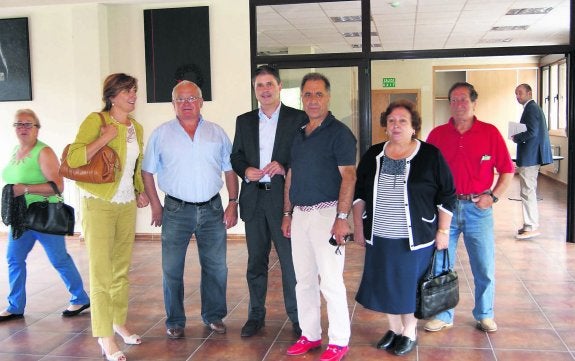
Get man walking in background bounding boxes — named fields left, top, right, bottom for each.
left=512, top=83, right=553, bottom=240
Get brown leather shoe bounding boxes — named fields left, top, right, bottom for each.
left=166, top=327, right=185, bottom=339
left=208, top=320, right=226, bottom=334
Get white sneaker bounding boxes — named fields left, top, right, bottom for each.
left=424, top=319, right=453, bottom=332
left=516, top=230, right=540, bottom=240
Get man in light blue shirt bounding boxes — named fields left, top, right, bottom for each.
left=142, top=80, right=238, bottom=339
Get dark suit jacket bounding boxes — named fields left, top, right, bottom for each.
left=513, top=100, right=553, bottom=167
left=231, top=104, right=307, bottom=222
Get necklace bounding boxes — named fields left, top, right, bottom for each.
left=110, top=113, right=130, bottom=126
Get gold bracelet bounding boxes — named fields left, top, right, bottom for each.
left=438, top=228, right=449, bottom=235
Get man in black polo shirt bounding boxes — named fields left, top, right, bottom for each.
left=281, top=73, right=356, bottom=361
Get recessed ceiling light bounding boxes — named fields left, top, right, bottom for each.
left=257, top=49, right=288, bottom=56
left=491, top=25, right=529, bottom=31
left=331, top=16, right=362, bottom=23
left=351, top=43, right=382, bottom=48
left=389, top=1, right=400, bottom=8
left=506, top=7, right=553, bottom=15
left=479, top=38, right=513, bottom=43
left=342, top=31, right=378, bottom=37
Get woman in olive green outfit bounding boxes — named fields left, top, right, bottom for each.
left=66, top=73, right=148, bottom=361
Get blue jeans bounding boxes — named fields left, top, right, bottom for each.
left=6, top=228, right=89, bottom=314
left=434, top=200, right=495, bottom=323
left=161, top=194, right=228, bottom=329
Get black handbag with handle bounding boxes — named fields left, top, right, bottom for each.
left=415, top=248, right=459, bottom=320
left=23, top=181, right=75, bottom=236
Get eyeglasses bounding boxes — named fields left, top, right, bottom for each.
left=173, top=96, right=202, bottom=103
left=13, top=122, right=39, bottom=129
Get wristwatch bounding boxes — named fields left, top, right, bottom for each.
left=488, top=190, right=499, bottom=203
left=336, top=212, right=348, bottom=220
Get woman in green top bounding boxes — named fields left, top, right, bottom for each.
left=1, top=109, right=90, bottom=322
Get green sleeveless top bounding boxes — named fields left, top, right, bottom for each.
left=2, top=140, right=60, bottom=205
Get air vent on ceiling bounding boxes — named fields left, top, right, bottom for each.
left=257, top=49, right=288, bottom=56
left=479, top=38, right=512, bottom=43
left=351, top=43, right=382, bottom=48
left=343, top=31, right=378, bottom=37
left=491, top=25, right=529, bottom=31
left=506, top=7, right=553, bottom=15
left=331, top=15, right=362, bottom=23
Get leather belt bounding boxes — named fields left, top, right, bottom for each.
left=167, top=194, right=218, bottom=206
left=456, top=194, right=474, bottom=201
left=257, top=182, right=272, bottom=190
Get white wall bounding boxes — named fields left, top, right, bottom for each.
left=0, top=0, right=251, bottom=234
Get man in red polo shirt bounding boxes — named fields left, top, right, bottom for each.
left=426, top=82, right=514, bottom=333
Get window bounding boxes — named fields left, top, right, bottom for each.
left=541, top=59, right=567, bottom=135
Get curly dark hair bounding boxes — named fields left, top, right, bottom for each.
left=380, top=99, right=421, bottom=139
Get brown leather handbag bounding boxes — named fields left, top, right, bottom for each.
left=59, top=112, right=120, bottom=184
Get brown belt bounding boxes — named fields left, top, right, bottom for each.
left=456, top=194, right=474, bottom=201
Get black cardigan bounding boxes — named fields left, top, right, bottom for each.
left=354, top=140, right=456, bottom=250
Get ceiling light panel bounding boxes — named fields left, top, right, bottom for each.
left=506, top=7, right=553, bottom=15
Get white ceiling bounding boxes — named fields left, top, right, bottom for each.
left=256, top=0, right=571, bottom=54
left=1, top=0, right=570, bottom=54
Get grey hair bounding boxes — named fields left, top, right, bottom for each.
left=172, top=80, right=203, bottom=100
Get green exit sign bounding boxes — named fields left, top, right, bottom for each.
left=382, top=77, right=396, bottom=88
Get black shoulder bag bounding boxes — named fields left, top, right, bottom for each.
left=24, top=181, right=75, bottom=236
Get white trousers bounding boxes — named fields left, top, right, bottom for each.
left=518, top=165, right=540, bottom=230
left=291, top=205, right=351, bottom=346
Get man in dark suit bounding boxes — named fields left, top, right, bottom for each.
left=512, top=83, right=553, bottom=240
left=231, top=65, right=306, bottom=337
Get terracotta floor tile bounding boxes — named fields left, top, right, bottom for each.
left=494, top=349, right=575, bottom=361
left=490, top=328, right=567, bottom=351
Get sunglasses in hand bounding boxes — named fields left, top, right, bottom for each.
left=328, top=233, right=354, bottom=246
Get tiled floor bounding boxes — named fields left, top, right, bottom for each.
left=0, top=174, right=574, bottom=361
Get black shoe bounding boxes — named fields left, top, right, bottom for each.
left=62, top=303, right=90, bottom=317
left=166, top=327, right=185, bottom=339
left=376, top=330, right=399, bottom=350
left=292, top=322, right=302, bottom=338
left=0, top=313, right=24, bottom=322
left=393, top=335, right=417, bottom=356
left=241, top=319, right=264, bottom=337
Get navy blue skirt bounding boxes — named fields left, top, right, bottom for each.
left=355, top=235, right=434, bottom=314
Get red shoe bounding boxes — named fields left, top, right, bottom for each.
left=286, top=336, right=322, bottom=356
left=320, top=344, right=349, bottom=361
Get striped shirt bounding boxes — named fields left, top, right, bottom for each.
left=373, top=156, right=409, bottom=238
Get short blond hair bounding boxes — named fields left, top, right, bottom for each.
left=15, top=108, right=41, bottom=128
